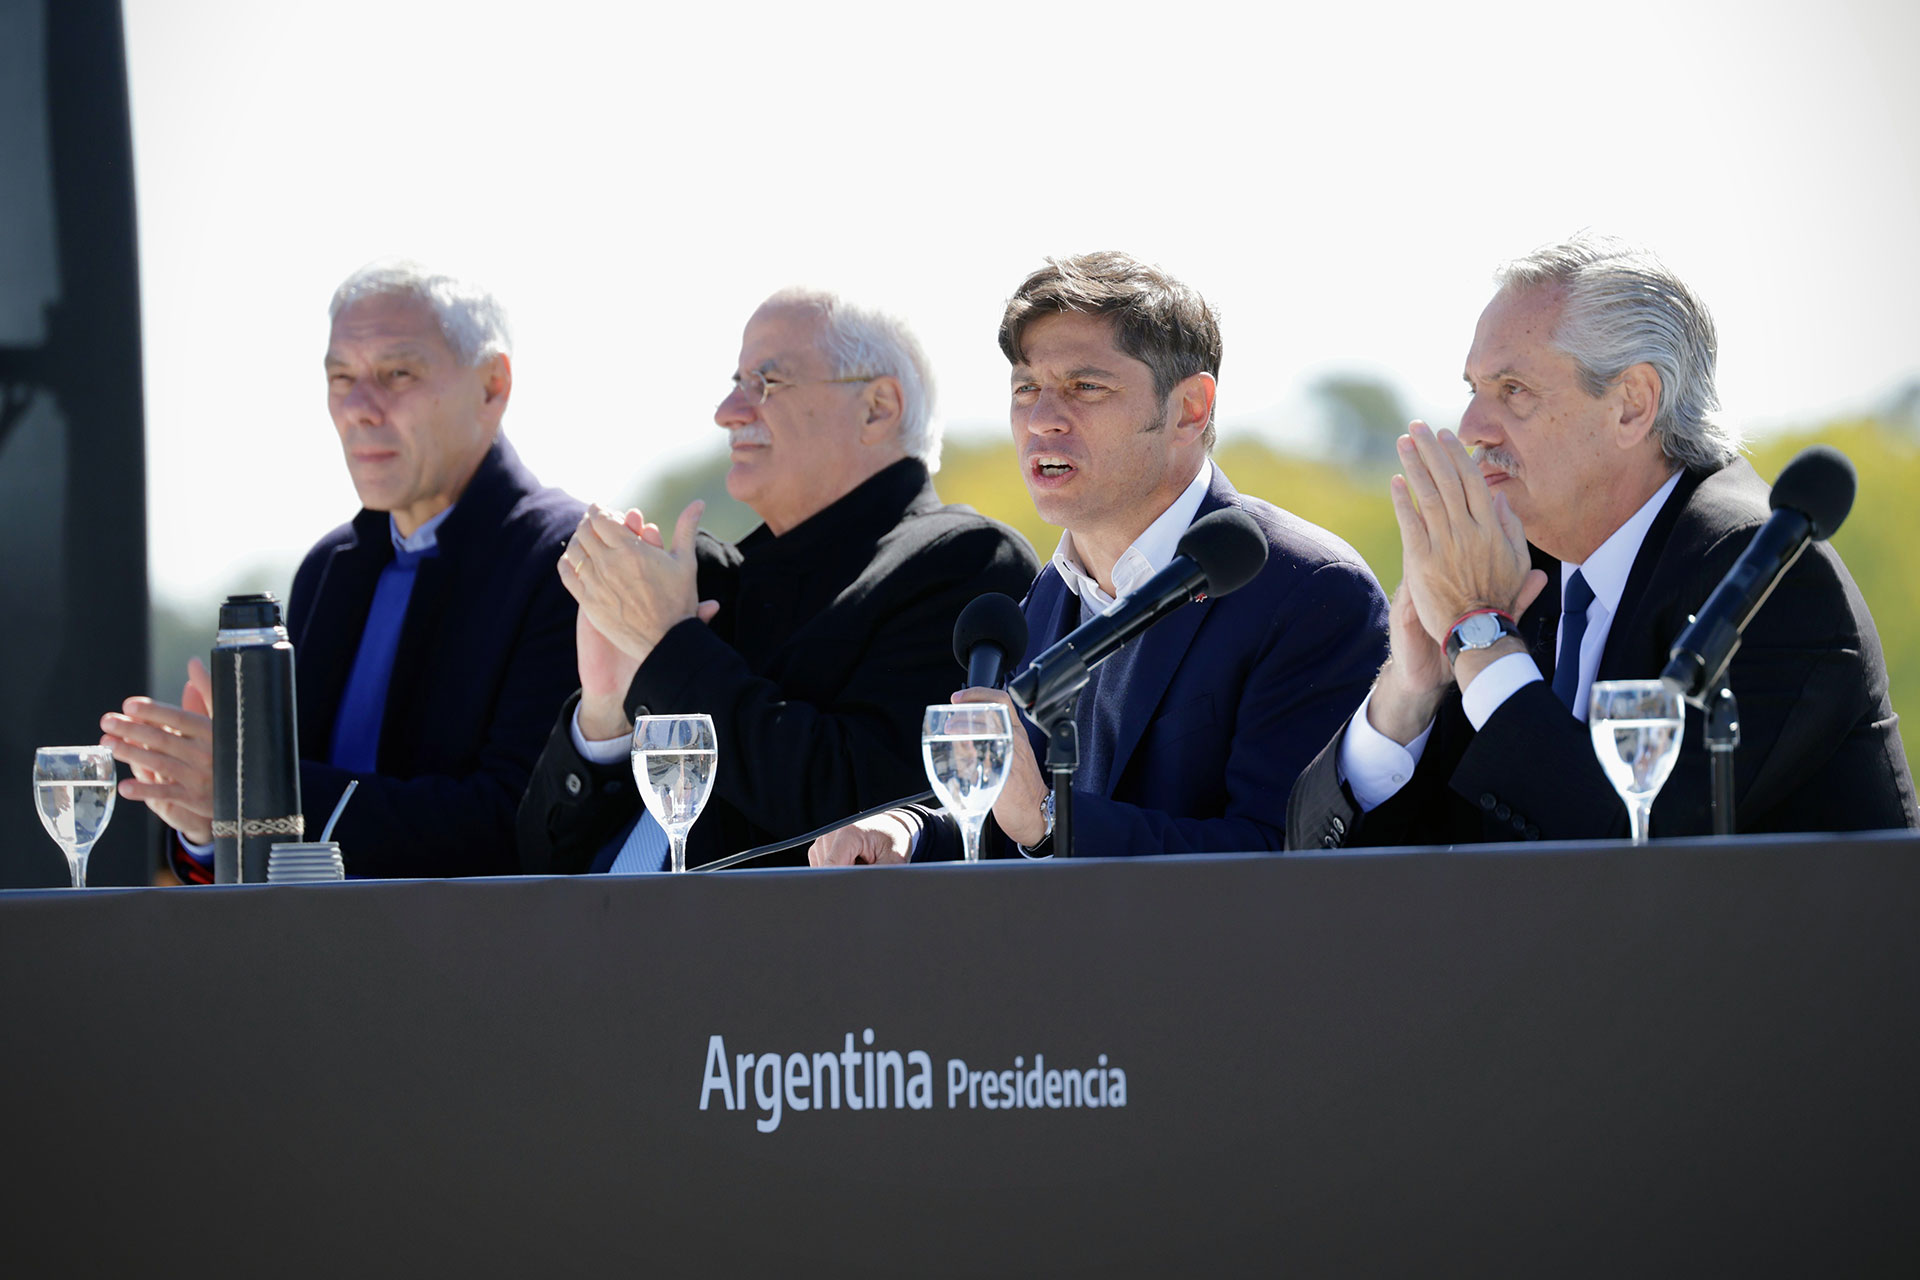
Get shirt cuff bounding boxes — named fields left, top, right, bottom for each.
left=570, top=703, right=631, bottom=765
left=1337, top=688, right=1435, bottom=812
left=1459, top=652, right=1544, bottom=730
left=179, top=833, right=215, bottom=863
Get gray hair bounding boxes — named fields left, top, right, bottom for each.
left=329, top=260, right=512, bottom=368
left=1495, top=233, right=1737, bottom=472
left=765, top=287, right=941, bottom=472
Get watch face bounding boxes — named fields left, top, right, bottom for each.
left=1456, top=613, right=1506, bottom=648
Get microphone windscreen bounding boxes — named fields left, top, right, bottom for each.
left=1176, top=509, right=1268, bottom=599
left=952, top=592, right=1029, bottom=671
left=1770, top=444, right=1855, bottom=541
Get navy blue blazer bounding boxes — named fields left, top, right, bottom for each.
left=281, top=435, right=583, bottom=878
left=917, top=466, right=1388, bottom=860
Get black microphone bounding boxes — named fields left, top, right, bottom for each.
left=953, top=592, right=1029, bottom=690
left=1661, top=445, right=1856, bottom=699
left=1008, top=508, right=1268, bottom=711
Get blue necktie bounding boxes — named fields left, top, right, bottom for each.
left=608, top=810, right=669, bottom=874
left=329, top=541, right=435, bottom=771
left=1551, top=568, right=1594, bottom=713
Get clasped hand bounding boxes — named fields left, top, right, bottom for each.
left=1371, top=422, right=1548, bottom=735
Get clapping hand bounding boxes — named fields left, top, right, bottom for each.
left=561, top=502, right=719, bottom=741
left=101, top=658, right=216, bottom=843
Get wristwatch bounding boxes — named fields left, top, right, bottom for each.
left=1019, top=792, right=1056, bottom=856
left=1444, top=609, right=1521, bottom=665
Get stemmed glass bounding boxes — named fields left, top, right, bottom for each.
left=33, top=746, right=117, bottom=888
left=631, top=715, right=717, bottom=874
left=922, top=703, right=1015, bottom=863
left=1589, top=680, right=1686, bottom=846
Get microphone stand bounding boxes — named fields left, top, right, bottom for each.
left=1692, top=673, right=1739, bottom=836
left=1025, top=648, right=1094, bottom=859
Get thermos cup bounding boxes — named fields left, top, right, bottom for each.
left=210, top=593, right=303, bottom=884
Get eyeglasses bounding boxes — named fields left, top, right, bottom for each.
left=728, top=369, right=878, bottom=406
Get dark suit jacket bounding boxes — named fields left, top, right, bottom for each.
left=267, top=435, right=584, bottom=878
left=1289, top=458, right=1917, bottom=849
left=915, top=466, right=1389, bottom=861
left=517, top=458, right=1040, bottom=872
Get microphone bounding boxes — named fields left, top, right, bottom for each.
left=1008, top=508, right=1268, bottom=711
left=953, top=592, right=1029, bottom=689
left=1661, top=445, right=1856, bottom=700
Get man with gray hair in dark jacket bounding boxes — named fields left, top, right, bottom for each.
left=1289, top=233, right=1915, bottom=849
left=102, top=261, right=584, bottom=879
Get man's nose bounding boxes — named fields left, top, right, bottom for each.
left=1020, top=387, right=1071, bottom=435
left=714, top=384, right=755, bottom=428
left=341, top=379, right=382, bottom=425
left=1457, top=394, right=1498, bottom=449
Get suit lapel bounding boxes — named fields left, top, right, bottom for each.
left=1598, top=469, right=1703, bottom=682
left=381, top=553, right=452, bottom=770
left=1519, top=543, right=1561, bottom=679
left=294, top=530, right=386, bottom=760
left=1097, top=596, right=1211, bottom=795
left=1092, top=475, right=1235, bottom=797
left=1017, top=571, right=1076, bottom=760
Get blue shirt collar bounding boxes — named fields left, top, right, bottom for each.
left=389, top=504, right=455, bottom=558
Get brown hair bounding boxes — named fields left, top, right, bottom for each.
left=999, top=251, right=1222, bottom=448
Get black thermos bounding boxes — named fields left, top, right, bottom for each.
left=210, top=593, right=303, bottom=883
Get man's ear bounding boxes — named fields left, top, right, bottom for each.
left=1169, top=371, right=1216, bottom=444
left=480, top=353, right=513, bottom=422
left=860, top=375, right=905, bottom=444
left=1615, top=362, right=1660, bottom=449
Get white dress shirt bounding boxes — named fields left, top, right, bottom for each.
left=1339, top=470, right=1683, bottom=811
left=1049, top=460, right=1214, bottom=617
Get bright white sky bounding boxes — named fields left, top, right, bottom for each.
left=123, top=0, right=1920, bottom=601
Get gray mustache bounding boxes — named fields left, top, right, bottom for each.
left=1478, top=446, right=1522, bottom=479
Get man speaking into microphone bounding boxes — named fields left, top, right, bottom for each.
left=1289, top=234, right=1916, bottom=849
left=813, top=252, right=1389, bottom=864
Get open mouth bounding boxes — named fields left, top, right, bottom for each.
left=1029, top=454, right=1076, bottom=479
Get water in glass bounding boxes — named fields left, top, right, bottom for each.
left=33, top=745, right=117, bottom=887
left=630, top=715, right=717, bottom=873
left=1588, top=681, right=1685, bottom=845
left=921, top=704, right=1014, bottom=862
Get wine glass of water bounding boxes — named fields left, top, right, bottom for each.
left=922, top=703, right=1015, bottom=863
left=1589, top=680, right=1686, bottom=846
left=631, top=715, right=717, bottom=874
left=33, top=746, right=117, bottom=888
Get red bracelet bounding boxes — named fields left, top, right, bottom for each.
left=1448, top=607, right=1516, bottom=633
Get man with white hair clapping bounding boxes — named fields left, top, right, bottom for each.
left=517, top=289, right=1038, bottom=873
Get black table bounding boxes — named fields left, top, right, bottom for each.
left=4, top=834, right=1917, bottom=1276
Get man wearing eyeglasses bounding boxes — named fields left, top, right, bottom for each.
left=517, top=289, right=1039, bottom=873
